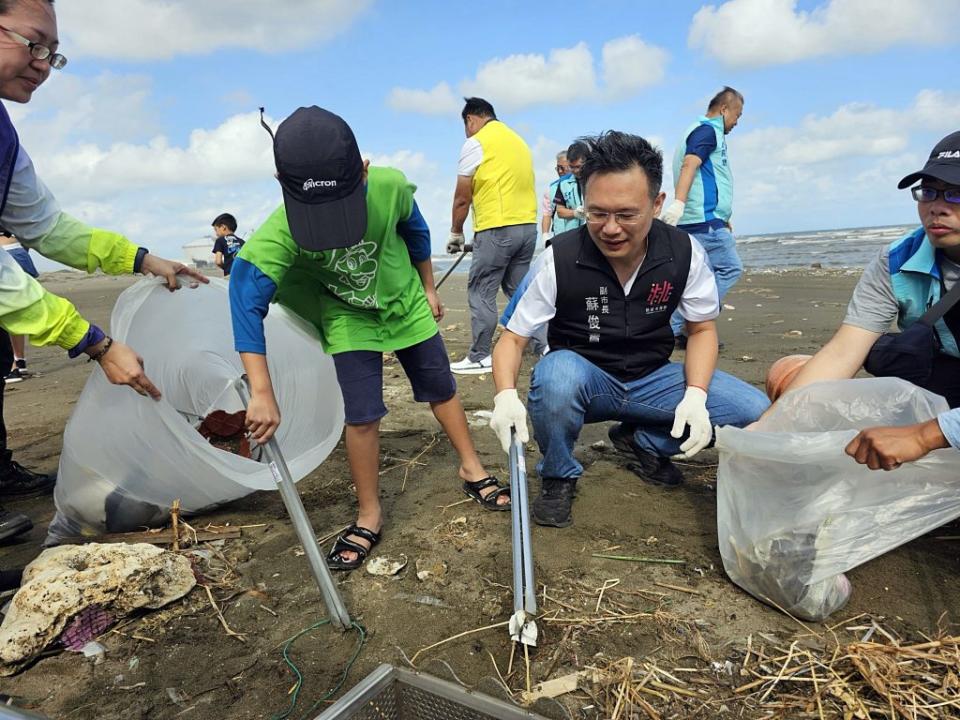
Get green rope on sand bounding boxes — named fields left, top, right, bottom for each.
left=271, top=619, right=366, bottom=720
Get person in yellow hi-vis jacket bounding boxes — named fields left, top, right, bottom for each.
left=0, top=0, right=207, bottom=542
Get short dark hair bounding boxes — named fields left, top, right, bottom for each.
left=579, top=131, right=663, bottom=200
left=461, top=97, right=496, bottom=122
left=212, top=213, right=237, bottom=232
left=566, top=141, right=590, bottom=164
left=708, top=86, right=744, bottom=112
left=0, top=0, right=55, bottom=13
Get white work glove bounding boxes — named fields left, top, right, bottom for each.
left=670, top=386, right=712, bottom=458
left=574, top=206, right=586, bottom=220
left=447, top=232, right=465, bottom=254
left=660, top=199, right=685, bottom=226
left=490, top=388, right=529, bottom=454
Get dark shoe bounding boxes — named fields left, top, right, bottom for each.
left=0, top=508, right=32, bottom=542
left=0, top=461, right=56, bottom=497
left=532, top=477, right=577, bottom=528
left=3, top=368, right=22, bottom=384
left=463, top=476, right=511, bottom=511
left=608, top=423, right=684, bottom=487
left=326, top=524, right=382, bottom=571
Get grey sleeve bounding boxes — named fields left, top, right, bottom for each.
left=843, top=249, right=899, bottom=332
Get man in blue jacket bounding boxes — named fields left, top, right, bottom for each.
left=662, top=87, right=744, bottom=347
left=771, top=131, right=960, bottom=471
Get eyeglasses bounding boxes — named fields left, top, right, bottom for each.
left=585, top=211, right=643, bottom=226
left=0, top=25, right=67, bottom=70
left=912, top=185, right=960, bottom=204
left=555, top=165, right=567, bottom=172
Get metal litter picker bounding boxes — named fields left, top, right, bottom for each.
left=234, top=377, right=352, bottom=630
left=434, top=244, right=471, bottom=290
left=508, top=428, right=538, bottom=647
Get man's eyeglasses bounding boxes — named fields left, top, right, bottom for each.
left=0, top=26, right=67, bottom=70
left=585, top=211, right=643, bottom=225
left=912, top=185, right=960, bottom=204
left=555, top=165, right=567, bottom=172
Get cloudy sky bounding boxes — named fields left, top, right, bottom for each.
left=11, top=0, right=960, bottom=265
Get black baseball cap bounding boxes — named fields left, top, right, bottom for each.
left=898, top=131, right=960, bottom=189
left=274, top=106, right=366, bottom=252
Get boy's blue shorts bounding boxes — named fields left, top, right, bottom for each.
left=332, top=332, right=457, bottom=425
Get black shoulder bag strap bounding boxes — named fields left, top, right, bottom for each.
left=919, top=277, right=960, bottom=327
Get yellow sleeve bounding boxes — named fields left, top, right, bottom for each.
left=0, top=251, right=89, bottom=349
left=20, top=212, right=138, bottom=275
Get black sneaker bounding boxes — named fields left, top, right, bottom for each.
left=608, top=424, right=684, bottom=487
left=532, top=477, right=577, bottom=528
left=0, top=461, right=56, bottom=497
left=3, top=368, right=23, bottom=384
left=0, top=508, right=32, bottom=542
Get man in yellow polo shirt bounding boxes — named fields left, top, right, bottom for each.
left=448, top=97, right=543, bottom=373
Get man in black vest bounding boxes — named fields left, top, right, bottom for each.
left=490, top=131, right=769, bottom=527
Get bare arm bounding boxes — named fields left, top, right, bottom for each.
left=674, top=155, right=703, bottom=202
left=451, top=176, right=472, bottom=234
left=784, top=324, right=881, bottom=394
left=413, top=258, right=443, bottom=321
left=845, top=420, right=949, bottom=471
left=492, top=329, right=530, bottom=392
left=683, top=318, right=718, bottom=389
left=540, top=211, right=553, bottom=234
left=214, top=251, right=224, bottom=268
left=240, top=352, right=281, bottom=443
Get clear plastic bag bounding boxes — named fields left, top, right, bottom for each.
left=716, top=378, right=960, bottom=621
left=47, top=278, right=344, bottom=543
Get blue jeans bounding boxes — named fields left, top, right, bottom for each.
left=671, top=225, right=743, bottom=336
left=527, top=350, right=769, bottom=479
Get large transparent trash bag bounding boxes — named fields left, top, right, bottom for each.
left=715, top=378, right=959, bottom=621
left=47, top=278, right=344, bottom=544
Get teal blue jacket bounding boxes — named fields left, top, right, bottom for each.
left=888, top=226, right=960, bottom=358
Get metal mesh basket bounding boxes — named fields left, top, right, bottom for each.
left=313, top=664, right=549, bottom=720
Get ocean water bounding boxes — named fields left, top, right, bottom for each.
left=432, top=223, right=918, bottom=274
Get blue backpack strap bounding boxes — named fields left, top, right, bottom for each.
left=0, top=102, right=20, bottom=217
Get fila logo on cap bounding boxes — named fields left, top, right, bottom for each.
left=938, top=151, right=960, bottom=160
left=303, top=178, right=338, bottom=191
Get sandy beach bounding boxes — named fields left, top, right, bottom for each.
left=2, top=267, right=958, bottom=719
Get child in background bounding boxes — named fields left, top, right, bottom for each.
left=211, top=213, right=244, bottom=277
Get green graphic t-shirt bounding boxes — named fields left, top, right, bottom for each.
left=237, top=166, right=437, bottom=354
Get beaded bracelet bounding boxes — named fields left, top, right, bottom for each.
left=87, top=337, right=114, bottom=363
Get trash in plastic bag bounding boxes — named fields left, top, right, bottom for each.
left=47, top=278, right=344, bottom=544
left=715, top=377, right=959, bottom=621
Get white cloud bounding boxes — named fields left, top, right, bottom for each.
left=57, top=0, right=372, bottom=60
left=689, top=0, right=959, bottom=68
left=29, top=111, right=276, bottom=197
left=460, top=43, right=597, bottom=110
left=727, top=90, right=960, bottom=231
left=387, top=83, right=460, bottom=116
left=389, top=35, right=669, bottom=114
left=601, top=36, right=668, bottom=95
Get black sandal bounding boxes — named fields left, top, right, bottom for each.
left=326, top=524, right=382, bottom=571
left=462, top=476, right=511, bottom=511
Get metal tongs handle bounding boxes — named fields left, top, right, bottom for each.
left=509, top=428, right=538, bottom=645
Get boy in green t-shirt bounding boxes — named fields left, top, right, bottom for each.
left=230, top=107, right=509, bottom=571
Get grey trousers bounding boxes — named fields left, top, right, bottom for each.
left=467, top=223, right=547, bottom=360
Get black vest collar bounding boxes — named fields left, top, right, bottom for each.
left=573, top=221, right=675, bottom=296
